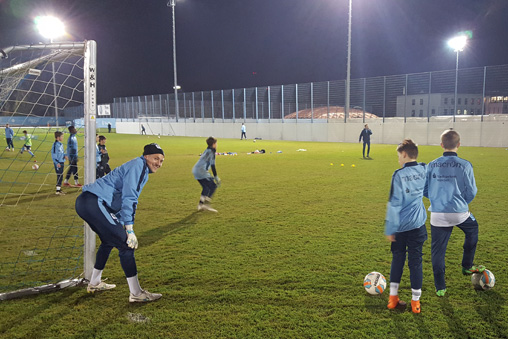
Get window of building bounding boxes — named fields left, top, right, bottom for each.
left=464, top=109, right=468, bottom=115
left=458, top=98, right=461, bottom=105
left=411, top=110, right=415, bottom=117
left=444, top=109, right=448, bottom=115
left=465, top=98, right=468, bottom=105
left=457, top=109, right=461, bottom=115
left=477, top=98, right=481, bottom=105
left=491, top=96, right=497, bottom=103
left=419, top=110, right=423, bottom=117
left=432, top=109, right=436, bottom=115
left=444, top=97, right=448, bottom=104
left=471, top=98, right=474, bottom=105
left=504, top=96, right=508, bottom=102
left=451, top=98, right=455, bottom=105
left=420, top=99, right=424, bottom=105
left=412, top=99, right=415, bottom=105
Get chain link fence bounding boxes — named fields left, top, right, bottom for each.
left=112, top=64, right=508, bottom=122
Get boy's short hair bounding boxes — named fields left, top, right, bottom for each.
left=397, top=138, right=418, bottom=159
left=22, top=130, right=27, bottom=134
left=68, top=126, right=76, bottom=133
left=99, top=135, right=106, bottom=142
left=441, top=129, right=460, bottom=150
left=54, top=131, right=64, bottom=139
left=206, top=136, right=217, bottom=147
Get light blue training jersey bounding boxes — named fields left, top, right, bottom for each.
left=192, top=148, right=215, bottom=180
left=51, top=141, right=65, bottom=164
left=82, top=156, right=150, bottom=225
left=424, top=152, right=477, bottom=213
left=67, top=133, right=78, bottom=160
left=5, top=127, right=14, bottom=139
left=385, top=161, right=427, bottom=236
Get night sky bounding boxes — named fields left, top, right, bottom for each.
left=1, top=0, right=508, bottom=104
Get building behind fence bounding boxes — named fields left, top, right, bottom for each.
left=111, top=64, right=508, bottom=122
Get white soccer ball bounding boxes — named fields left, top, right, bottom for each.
left=253, top=139, right=256, bottom=142
left=32, top=163, right=39, bottom=170
left=471, top=269, right=495, bottom=290
left=364, top=271, right=387, bottom=295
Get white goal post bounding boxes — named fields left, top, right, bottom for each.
left=0, top=41, right=96, bottom=300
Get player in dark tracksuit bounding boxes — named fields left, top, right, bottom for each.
left=75, top=143, right=165, bottom=303
left=359, top=124, right=373, bottom=158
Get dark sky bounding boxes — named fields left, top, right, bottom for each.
left=1, top=0, right=508, bottom=104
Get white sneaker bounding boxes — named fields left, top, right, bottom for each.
left=55, top=190, right=66, bottom=195
left=87, top=281, right=116, bottom=293
left=200, top=204, right=217, bottom=213
left=129, top=289, right=162, bottom=303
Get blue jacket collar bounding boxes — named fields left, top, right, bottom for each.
left=403, top=161, right=418, bottom=167
left=443, top=152, right=457, bottom=157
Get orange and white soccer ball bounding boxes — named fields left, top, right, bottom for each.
left=364, top=271, right=387, bottom=295
left=32, top=163, right=39, bottom=170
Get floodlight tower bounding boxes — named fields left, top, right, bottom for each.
left=168, top=0, right=179, bottom=121
left=35, top=16, right=65, bottom=128
left=448, top=35, right=467, bottom=121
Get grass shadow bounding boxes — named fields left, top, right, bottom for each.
left=140, top=212, right=201, bottom=247
left=474, top=290, right=508, bottom=337
left=438, top=296, right=469, bottom=338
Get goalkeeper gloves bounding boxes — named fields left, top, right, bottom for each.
left=214, top=176, right=221, bottom=187
left=125, top=225, right=138, bottom=249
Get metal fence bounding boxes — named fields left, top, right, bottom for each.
left=112, top=64, right=508, bottom=122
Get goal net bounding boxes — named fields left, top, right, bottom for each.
left=0, top=42, right=97, bottom=300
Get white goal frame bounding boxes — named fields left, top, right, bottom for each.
left=0, top=41, right=97, bottom=300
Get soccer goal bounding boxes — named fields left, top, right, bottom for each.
left=0, top=41, right=97, bottom=300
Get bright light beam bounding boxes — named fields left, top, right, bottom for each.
left=35, top=16, right=65, bottom=40
left=448, top=35, right=467, bottom=52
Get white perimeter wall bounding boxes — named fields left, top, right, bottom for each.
left=117, top=116, right=508, bottom=147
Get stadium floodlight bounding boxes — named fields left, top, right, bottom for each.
left=448, top=34, right=468, bottom=121
left=35, top=16, right=66, bottom=128
left=35, top=16, right=65, bottom=41
left=167, top=0, right=179, bottom=121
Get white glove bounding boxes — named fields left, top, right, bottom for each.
left=214, top=176, right=221, bottom=187
left=125, top=225, right=138, bottom=249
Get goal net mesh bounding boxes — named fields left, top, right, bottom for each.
left=0, top=44, right=88, bottom=296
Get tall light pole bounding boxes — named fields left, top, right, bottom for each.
left=35, top=16, right=65, bottom=128
left=168, top=0, right=179, bottom=121
left=448, top=35, right=467, bottom=122
left=345, top=0, right=352, bottom=122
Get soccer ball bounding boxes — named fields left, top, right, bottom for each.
left=32, top=163, right=39, bottom=170
left=364, top=271, right=387, bottom=295
left=253, top=140, right=256, bottom=142
left=471, top=269, right=495, bottom=290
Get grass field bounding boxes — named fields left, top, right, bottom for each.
left=1, top=132, right=507, bottom=338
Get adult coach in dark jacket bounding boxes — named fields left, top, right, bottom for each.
left=359, top=124, right=373, bottom=158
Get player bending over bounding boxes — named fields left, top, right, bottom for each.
left=192, top=136, right=221, bottom=212
left=385, top=139, right=427, bottom=313
left=424, top=129, right=484, bottom=297
left=75, top=143, right=165, bottom=303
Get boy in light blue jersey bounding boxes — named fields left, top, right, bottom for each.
left=5, top=124, right=14, bottom=151
left=51, top=131, right=67, bottom=195
left=424, top=129, right=484, bottom=297
left=192, top=136, right=220, bottom=212
left=385, top=139, right=427, bottom=313
left=63, top=126, right=81, bottom=187
left=75, top=143, right=165, bottom=303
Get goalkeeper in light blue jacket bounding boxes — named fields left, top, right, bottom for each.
left=385, top=139, right=427, bottom=314
left=424, top=129, right=484, bottom=297
left=192, top=136, right=220, bottom=212
left=75, top=143, right=165, bottom=303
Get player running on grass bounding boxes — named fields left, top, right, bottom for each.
left=385, top=139, right=427, bottom=313
left=20, top=130, right=36, bottom=158
left=192, top=136, right=221, bottom=212
left=424, top=129, right=485, bottom=297
left=75, top=143, right=165, bottom=303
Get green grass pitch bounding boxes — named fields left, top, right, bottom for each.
left=1, top=132, right=507, bottom=338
